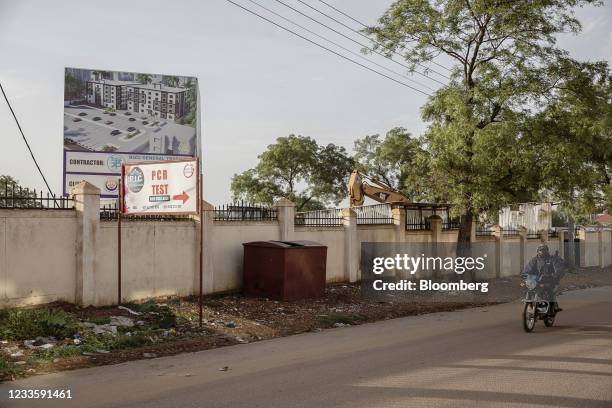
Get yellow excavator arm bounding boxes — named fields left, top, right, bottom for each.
left=348, top=170, right=410, bottom=207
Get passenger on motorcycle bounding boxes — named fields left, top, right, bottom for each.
left=521, top=244, right=568, bottom=313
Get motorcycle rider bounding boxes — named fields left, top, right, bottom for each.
left=522, top=244, right=564, bottom=313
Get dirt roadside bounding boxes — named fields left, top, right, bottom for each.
left=1, top=266, right=610, bottom=381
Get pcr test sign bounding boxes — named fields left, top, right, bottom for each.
left=122, top=159, right=198, bottom=215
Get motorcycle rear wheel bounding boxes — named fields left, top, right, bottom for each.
left=544, top=315, right=556, bottom=327
left=523, top=303, right=536, bottom=332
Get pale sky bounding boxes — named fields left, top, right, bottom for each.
left=1, top=0, right=610, bottom=204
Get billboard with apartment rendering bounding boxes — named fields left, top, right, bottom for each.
left=62, top=67, right=200, bottom=198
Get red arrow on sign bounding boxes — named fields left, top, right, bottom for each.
left=173, top=191, right=190, bottom=204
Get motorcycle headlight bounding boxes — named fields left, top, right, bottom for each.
left=525, top=278, right=537, bottom=290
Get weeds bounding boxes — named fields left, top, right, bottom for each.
left=317, top=313, right=361, bottom=327
left=0, top=357, right=23, bottom=380
left=0, top=308, right=78, bottom=340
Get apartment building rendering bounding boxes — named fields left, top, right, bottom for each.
left=86, top=80, right=188, bottom=121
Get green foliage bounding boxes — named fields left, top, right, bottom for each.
left=34, top=345, right=82, bottom=361
left=231, top=135, right=355, bottom=211
left=124, top=300, right=177, bottom=329
left=0, top=308, right=78, bottom=340
left=0, top=357, right=22, bottom=379
left=353, top=127, right=433, bottom=201
left=137, top=73, right=152, bottom=84
left=368, top=0, right=604, bottom=239
left=316, top=313, right=361, bottom=327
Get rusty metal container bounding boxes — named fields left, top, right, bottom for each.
left=242, top=240, right=327, bottom=301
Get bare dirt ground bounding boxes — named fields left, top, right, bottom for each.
left=1, top=266, right=610, bottom=381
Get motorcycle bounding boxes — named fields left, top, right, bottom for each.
left=522, top=273, right=558, bottom=332
left=521, top=252, right=575, bottom=332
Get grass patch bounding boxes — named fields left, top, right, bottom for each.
left=317, top=313, right=361, bottom=327
left=123, top=300, right=177, bottom=329
left=0, top=308, right=78, bottom=340
left=88, top=316, right=111, bottom=325
left=33, top=345, right=82, bottom=361
left=0, top=357, right=23, bottom=380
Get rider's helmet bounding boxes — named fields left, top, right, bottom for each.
left=536, top=244, right=550, bottom=258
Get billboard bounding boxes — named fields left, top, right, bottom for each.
left=122, top=160, right=198, bottom=215
left=63, top=67, right=200, bottom=198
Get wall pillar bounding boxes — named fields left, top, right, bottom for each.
left=492, top=225, right=503, bottom=278
left=558, top=229, right=566, bottom=259
left=518, top=226, right=527, bottom=270
left=274, top=198, right=295, bottom=241
left=342, top=208, right=359, bottom=283
left=71, top=182, right=100, bottom=306
left=200, top=200, right=215, bottom=295
left=429, top=215, right=442, bottom=243
left=598, top=227, right=604, bottom=268
left=470, top=219, right=477, bottom=242
left=392, top=206, right=406, bottom=244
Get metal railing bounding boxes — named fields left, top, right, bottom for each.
left=213, top=201, right=277, bottom=221
left=406, top=215, right=430, bottom=231
left=476, top=224, right=495, bottom=237
left=502, top=228, right=520, bottom=237
left=354, top=203, right=394, bottom=225
left=295, top=208, right=343, bottom=227
left=526, top=232, right=541, bottom=239
left=0, top=182, right=73, bottom=209
left=442, top=219, right=460, bottom=230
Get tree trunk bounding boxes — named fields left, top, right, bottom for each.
left=457, top=208, right=474, bottom=281
left=458, top=208, right=474, bottom=244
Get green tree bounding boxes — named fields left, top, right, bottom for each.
left=162, top=75, right=180, bottom=87
left=368, top=0, right=601, bottom=242
left=524, top=61, right=611, bottom=220
left=353, top=127, right=434, bottom=201
left=231, top=135, right=355, bottom=211
left=137, top=73, right=152, bottom=84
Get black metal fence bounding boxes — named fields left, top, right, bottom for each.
left=213, top=201, right=278, bottom=221
left=406, top=215, right=430, bottom=231
left=442, top=219, right=461, bottom=230
left=476, top=223, right=495, bottom=237
left=503, top=228, right=521, bottom=237
left=295, top=208, right=343, bottom=226
left=0, top=182, right=73, bottom=209
left=403, top=203, right=456, bottom=231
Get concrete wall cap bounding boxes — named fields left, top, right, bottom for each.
left=201, top=199, right=215, bottom=212
left=273, top=197, right=295, bottom=207
left=70, top=181, right=101, bottom=196
left=340, top=208, right=356, bottom=217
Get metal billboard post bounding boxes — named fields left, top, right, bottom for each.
left=118, top=167, right=124, bottom=305
left=198, top=158, right=203, bottom=327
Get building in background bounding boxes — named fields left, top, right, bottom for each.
left=125, top=83, right=187, bottom=120
left=86, top=79, right=138, bottom=110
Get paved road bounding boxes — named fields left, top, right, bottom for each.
left=1, top=287, right=611, bottom=408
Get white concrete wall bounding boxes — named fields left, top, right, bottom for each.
left=0, top=210, right=77, bottom=307
left=1, top=198, right=611, bottom=309
left=96, top=221, right=197, bottom=305
left=210, top=221, right=280, bottom=293
left=294, top=227, right=345, bottom=282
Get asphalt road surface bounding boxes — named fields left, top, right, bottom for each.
left=1, top=286, right=611, bottom=408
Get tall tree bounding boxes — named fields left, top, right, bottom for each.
left=524, top=61, right=611, bottom=218
left=368, top=0, right=601, bottom=242
left=231, top=135, right=354, bottom=211
left=353, top=127, right=433, bottom=201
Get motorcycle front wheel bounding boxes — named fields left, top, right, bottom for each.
left=523, top=303, right=536, bottom=332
